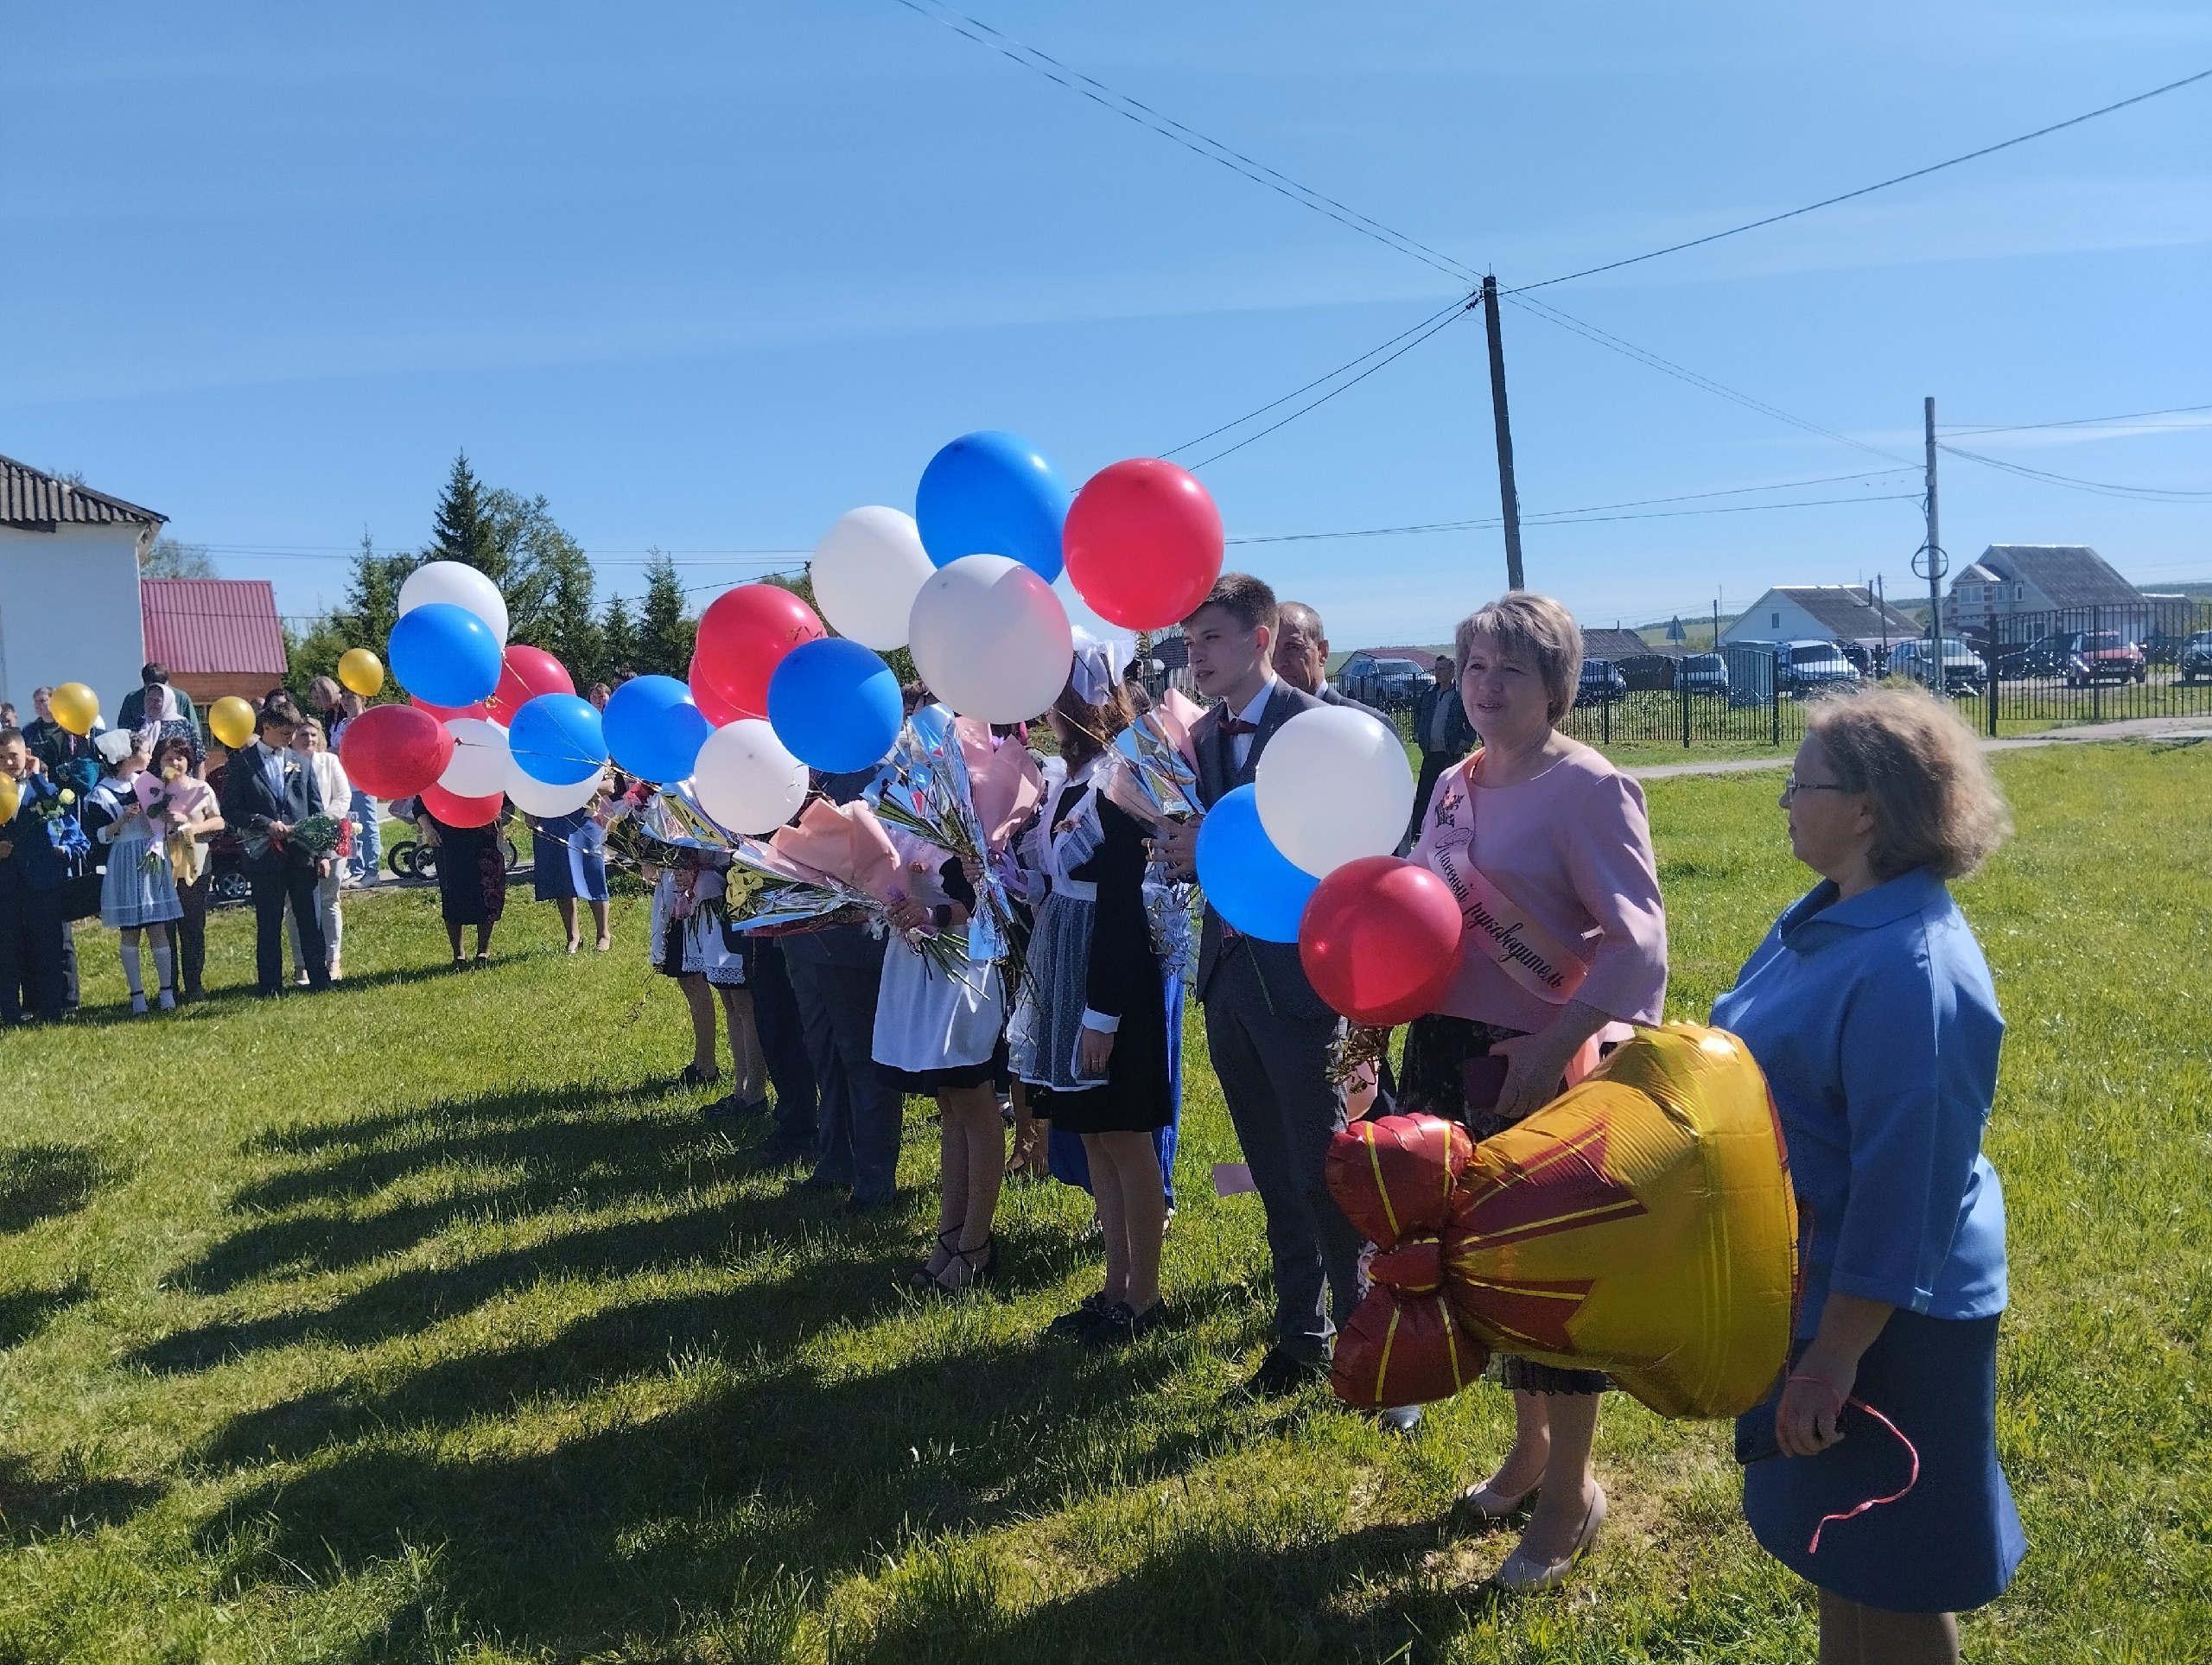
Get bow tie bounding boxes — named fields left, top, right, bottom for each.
left=1218, top=716, right=1260, bottom=738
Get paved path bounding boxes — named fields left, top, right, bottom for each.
left=1624, top=714, right=2212, bottom=781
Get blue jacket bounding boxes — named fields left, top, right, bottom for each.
left=0, top=774, right=89, bottom=895
left=1712, top=867, right=2008, bottom=1338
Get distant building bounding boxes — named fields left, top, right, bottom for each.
left=1720, top=586, right=1920, bottom=651
left=0, top=454, right=167, bottom=716
left=1946, top=545, right=2146, bottom=631
left=141, top=578, right=289, bottom=712
left=1580, top=627, right=1661, bottom=664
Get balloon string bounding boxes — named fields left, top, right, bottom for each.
left=1808, top=1397, right=1920, bottom=1554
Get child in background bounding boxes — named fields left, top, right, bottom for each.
left=86, top=730, right=182, bottom=1014
left=643, top=837, right=766, bottom=1121
left=140, top=734, right=225, bottom=1002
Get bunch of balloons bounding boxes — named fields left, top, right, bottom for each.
left=1195, top=700, right=1462, bottom=1027
left=333, top=429, right=1237, bottom=845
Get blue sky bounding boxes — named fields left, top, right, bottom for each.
left=5, top=2, right=2209, bottom=646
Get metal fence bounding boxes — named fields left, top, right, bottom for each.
left=1973, top=597, right=2212, bottom=736
left=1554, top=643, right=1812, bottom=754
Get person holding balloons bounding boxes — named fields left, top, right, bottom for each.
left=85, top=729, right=183, bottom=1014
left=412, top=791, right=507, bottom=969
left=642, top=839, right=766, bottom=1115
left=0, top=724, right=86, bottom=1025
left=22, top=686, right=98, bottom=778
left=1010, top=637, right=1175, bottom=1344
left=1398, top=592, right=1669, bottom=1592
left=525, top=783, right=612, bottom=954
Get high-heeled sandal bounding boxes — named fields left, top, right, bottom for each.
left=1453, top=1477, right=1541, bottom=1523
left=1491, top=1484, right=1606, bottom=1592
left=931, top=1235, right=996, bottom=1293
left=906, top=1229, right=960, bottom=1289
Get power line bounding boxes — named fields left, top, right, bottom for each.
left=1161, top=296, right=1476, bottom=459
left=1184, top=302, right=1478, bottom=470
left=1504, top=292, right=1914, bottom=465
left=887, top=0, right=1481, bottom=285
left=1936, top=442, right=2212, bottom=500
left=1509, top=66, right=2212, bottom=293
left=1941, top=401, right=2212, bottom=437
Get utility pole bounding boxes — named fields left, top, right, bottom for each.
left=1482, top=275, right=1524, bottom=591
left=1914, top=396, right=1948, bottom=696
left=1876, top=574, right=1890, bottom=662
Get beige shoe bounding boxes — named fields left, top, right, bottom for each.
left=1452, top=1478, right=1538, bottom=1522
left=1491, top=1484, right=1605, bottom=1592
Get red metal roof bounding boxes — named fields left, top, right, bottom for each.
left=141, top=578, right=289, bottom=676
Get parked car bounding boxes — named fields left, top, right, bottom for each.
left=1885, top=637, right=1986, bottom=697
left=2178, top=632, right=2212, bottom=685
left=1774, top=640, right=1861, bottom=698
left=1337, top=655, right=1428, bottom=709
left=1574, top=659, right=1629, bottom=707
left=1677, top=652, right=1730, bottom=697
left=1999, top=630, right=2148, bottom=685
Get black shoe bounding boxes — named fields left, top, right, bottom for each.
left=1047, top=1293, right=1113, bottom=1338
left=798, top=1171, right=849, bottom=1192
left=756, top=1134, right=812, bottom=1167
left=844, top=1192, right=893, bottom=1217
left=1081, top=1300, right=1167, bottom=1348
left=1237, top=1348, right=1325, bottom=1401
left=1371, top=1404, right=1424, bottom=1436
left=702, top=1096, right=741, bottom=1126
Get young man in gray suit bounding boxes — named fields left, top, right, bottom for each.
left=1156, top=575, right=1415, bottom=1427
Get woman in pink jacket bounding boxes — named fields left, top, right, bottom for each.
left=1400, top=592, right=1669, bottom=1592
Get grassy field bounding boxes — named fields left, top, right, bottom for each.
left=2, top=740, right=2208, bottom=1662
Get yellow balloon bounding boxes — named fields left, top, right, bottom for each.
left=338, top=647, right=386, bottom=697
left=0, top=773, right=17, bottom=824
left=208, top=696, right=257, bottom=750
left=50, top=683, right=99, bottom=737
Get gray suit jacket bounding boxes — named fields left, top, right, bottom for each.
left=1192, top=680, right=1336, bottom=1022
left=1318, top=683, right=1390, bottom=726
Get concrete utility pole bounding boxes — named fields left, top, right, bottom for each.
left=1482, top=275, right=1524, bottom=591
left=1916, top=396, right=1948, bottom=696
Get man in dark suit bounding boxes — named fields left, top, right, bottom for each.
left=1409, top=655, right=1476, bottom=841
left=1157, top=575, right=1387, bottom=1408
left=218, top=696, right=331, bottom=997
left=0, top=728, right=86, bottom=1024
left=1274, top=601, right=1389, bottom=724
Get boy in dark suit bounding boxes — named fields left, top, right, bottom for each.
left=217, top=696, right=331, bottom=997
left=1157, top=576, right=1408, bottom=1418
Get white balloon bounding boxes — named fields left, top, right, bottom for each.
left=907, top=553, right=1073, bottom=724
left=1255, top=705, right=1415, bottom=878
left=504, top=759, right=607, bottom=818
left=811, top=506, right=934, bottom=651
left=398, top=559, right=510, bottom=644
left=440, top=717, right=512, bottom=798
left=692, top=719, right=810, bottom=836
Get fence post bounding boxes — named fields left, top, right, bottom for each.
left=1770, top=653, right=1781, bottom=750
left=1602, top=687, right=1612, bottom=748
left=1986, top=647, right=1999, bottom=738
left=2090, top=605, right=2102, bottom=723
left=1680, top=670, right=1691, bottom=749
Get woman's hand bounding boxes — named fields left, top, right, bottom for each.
left=1489, top=1031, right=1576, bottom=1122
left=957, top=853, right=984, bottom=891
left=1777, top=1358, right=1856, bottom=1458
left=1077, top=1026, right=1116, bottom=1076
left=887, top=894, right=931, bottom=935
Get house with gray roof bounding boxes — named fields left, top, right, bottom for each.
left=1947, top=545, right=2145, bottom=631
left=2, top=454, right=168, bottom=718
left=1719, top=585, right=1921, bottom=651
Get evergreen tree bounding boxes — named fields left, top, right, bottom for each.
left=600, top=594, right=640, bottom=682
left=486, top=486, right=599, bottom=665
left=290, top=530, right=416, bottom=698
left=635, top=553, right=696, bottom=677
left=140, top=537, right=216, bottom=578
left=426, top=452, right=502, bottom=579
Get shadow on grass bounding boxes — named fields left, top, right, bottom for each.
left=0, top=1454, right=163, bottom=1545
left=850, top=1519, right=1498, bottom=1665
left=195, top=1321, right=1236, bottom=1661
left=0, top=1142, right=115, bottom=1234
left=0, top=1278, right=93, bottom=1348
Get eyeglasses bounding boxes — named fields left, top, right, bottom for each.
left=1781, top=774, right=1850, bottom=799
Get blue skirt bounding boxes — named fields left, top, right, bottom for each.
left=531, top=811, right=609, bottom=903
left=1741, top=1310, right=2025, bottom=1613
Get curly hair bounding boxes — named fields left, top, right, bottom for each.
left=1808, top=684, right=2013, bottom=881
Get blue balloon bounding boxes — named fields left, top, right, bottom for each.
left=914, top=429, right=1071, bottom=582
left=389, top=602, right=501, bottom=709
left=767, top=638, right=902, bottom=772
left=508, top=693, right=607, bottom=786
left=1196, top=784, right=1319, bottom=944
left=602, top=675, right=712, bottom=784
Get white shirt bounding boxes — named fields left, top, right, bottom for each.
left=1228, top=675, right=1279, bottom=773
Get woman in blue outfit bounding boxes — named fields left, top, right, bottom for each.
left=527, top=791, right=611, bottom=954
left=1712, top=686, right=2024, bottom=1665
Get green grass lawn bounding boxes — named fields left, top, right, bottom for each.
left=3, top=740, right=2208, bottom=1662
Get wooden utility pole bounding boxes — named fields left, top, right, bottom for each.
left=1916, top=396, right=1948, bottom=696
left=1482, top=275, right=1524, bottom=591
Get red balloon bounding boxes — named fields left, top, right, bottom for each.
left=338, top=703, right=455, bottom=799
left=1298, top=856, right=1465, bottom=1026
left=419, top=779, right=505, bottom=828
left=689, top=650, right=751, bottom=728
left=411, top=694, right=490, bottom=724
left=1062, top=457, right=1224, bottom=629
left=484, top=643, right=575, bottom=724
left=690, top=584, right=824, bottom=721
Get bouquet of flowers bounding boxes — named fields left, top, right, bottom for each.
left=1100, top=688, right=1205, bottom=980
left=133, top=762, right=205, bottom=880
left=285, top=813, right=347, bottom=859
left=867, top=703, right=1044, bottom=987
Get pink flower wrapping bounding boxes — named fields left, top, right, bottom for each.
left=953, top=717, right=1045, bottom=857
left=766, top=798, right=903, bottom=902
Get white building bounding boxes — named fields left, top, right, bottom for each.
left=1719, top=585, right=1922, bottom=651
left=0, top=454, right=166, bottom=721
